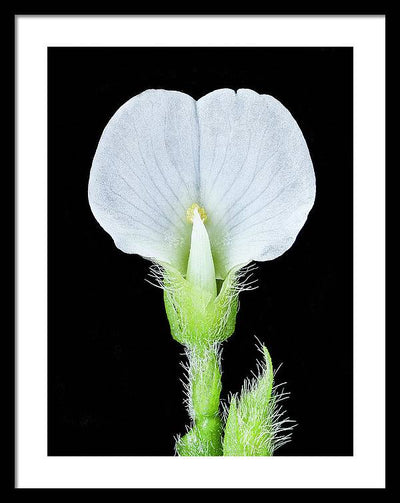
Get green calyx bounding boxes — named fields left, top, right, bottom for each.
left=162, top=203, right=239, bottom=347
left=162, top=264, right=239, bottom=347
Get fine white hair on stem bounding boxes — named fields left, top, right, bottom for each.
left=180, top=342, right=223, bottom=420
left=178, top=348, right=192, bottom=417
left=175, top=343, right=224, bottom=456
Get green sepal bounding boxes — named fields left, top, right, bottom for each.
left=223, top=346, right=275, bottom=456
left=162, top=264, right=239, bottom=347
left=221, top=396, right=241, bottom=455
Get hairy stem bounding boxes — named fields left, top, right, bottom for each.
left=176, top=343, right=223, bottom=456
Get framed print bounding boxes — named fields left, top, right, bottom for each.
left=14, top=14, right=386, bottom=489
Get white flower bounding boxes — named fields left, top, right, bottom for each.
left=88, top=88, right=315, bottom=289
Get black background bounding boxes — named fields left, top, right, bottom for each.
left=48, top=47, right=353, bottom=456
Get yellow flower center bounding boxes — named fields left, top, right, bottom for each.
left=186, top=203, right=208, bottom=224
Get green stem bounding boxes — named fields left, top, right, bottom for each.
left=176, top=343, right=223, bottom=456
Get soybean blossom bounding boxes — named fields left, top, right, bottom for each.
left=88, top=88, right=316, bottom=456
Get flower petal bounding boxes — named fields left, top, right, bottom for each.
left=88, top=89, right=200, bottom=273
left=186, top=207, right=217, bottom=298
left=197, top=89, right=316, bottom=278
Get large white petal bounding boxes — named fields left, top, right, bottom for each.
left=88, top=90, right=200, bottom=273
left=197, top=89, right=316, bottom=278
